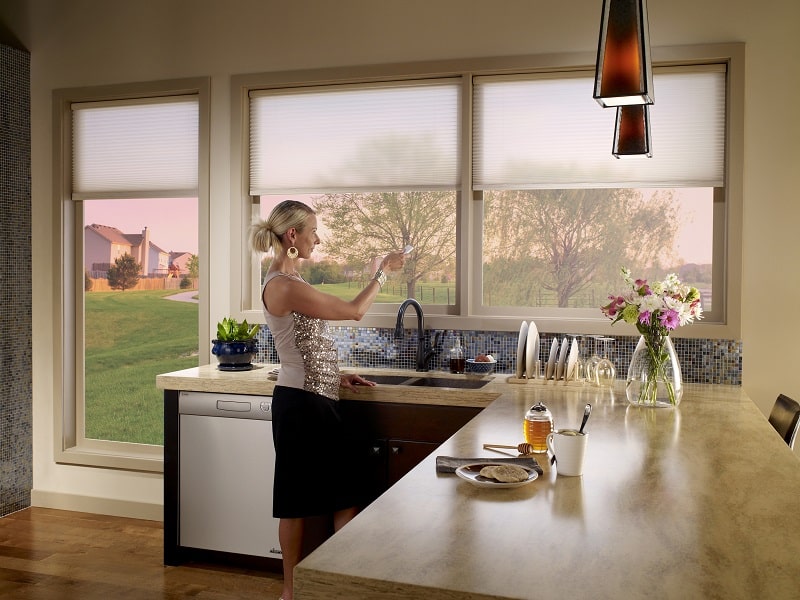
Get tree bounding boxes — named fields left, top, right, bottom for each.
left=314, top=191, right=456, bottom=298
left=483, top=189, right=679, bottom=307
left=186, top=254, right=199, bottom=278
left=107, top=253, right=141, bottom=291
left=300, top=259, right=346, bottom=285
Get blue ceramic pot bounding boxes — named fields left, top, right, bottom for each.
left=211, top=339, right=257, bottom=368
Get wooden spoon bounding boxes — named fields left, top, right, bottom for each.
left=482, top=442, right=534, bottom=455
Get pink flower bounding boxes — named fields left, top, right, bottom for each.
left=659, top=309, right=680, bottom=330
left=601, top=295, right=624, bottom=317
left=638, top=311, right=652, bottom=326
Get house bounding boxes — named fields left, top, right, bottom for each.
left=168, top=251, right=194, bottom=277
left=84, top=224, right=170, bottom=278
left=0, top=0, right=798, bottom=526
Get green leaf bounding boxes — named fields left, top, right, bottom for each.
left=215, top=317, right=260, bottom=341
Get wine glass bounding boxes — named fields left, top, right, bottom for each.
left=586, top=335, right=603, bottom=386
left=595, top=337, right=616, bottom=388
left=571, top=334, right=587, bottom=383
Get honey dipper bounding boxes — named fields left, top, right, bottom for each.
left=483, top=442, right=534, bottom=455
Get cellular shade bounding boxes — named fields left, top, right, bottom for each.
left=72, top=96, right=199, bottom=199
left=249, top=80, right=461, bottom=195
left=473, top=66, right=725, bottom=189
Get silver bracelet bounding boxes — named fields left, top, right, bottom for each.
left=372, top=268, right=387, bottom=289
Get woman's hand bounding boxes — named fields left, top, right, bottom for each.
left=340, top=373, right=377, bottom=392
left=381, top=250, right=407, bottom=272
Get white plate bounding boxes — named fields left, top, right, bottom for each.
left=545, top=338, right=559, bottom=380
left=525, top=320, right=539, bottom=379
left=566, top=337, right=579, bottom=381
left=455, top=463, right=539, bottom=489
left=556, top=337, right=569, bottom=380
left=515, top=321, right=529, bottom=379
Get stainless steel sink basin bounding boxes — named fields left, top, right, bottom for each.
left=364, top=374, right=417, bottom=385
left=362, top=374, right=491, bottom=389
left=406, top=377, right=491, bottom=389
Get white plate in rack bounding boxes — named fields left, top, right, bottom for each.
left=556, top=337, right=569, bottom=380
left=525, top=320, right=539, bottom=378
left=565, top=337, right=579, bottom=381
left=545, top=338, right=559, bottom=380
left=515, top=321, right=529, bottom=379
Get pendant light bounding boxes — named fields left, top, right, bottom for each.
left=593, top=0, right=654, bottom=107
left=612, top=104, right=652, bottom=158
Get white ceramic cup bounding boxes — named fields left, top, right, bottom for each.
left=546, top=428, right=588, bottom=476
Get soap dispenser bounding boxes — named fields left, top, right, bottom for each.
left=449, top=334, right=465, bottom=374
left=523, top=401, right=553, bottom=454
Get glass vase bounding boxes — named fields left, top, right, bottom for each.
left=625, top=334, right=683, bottom=407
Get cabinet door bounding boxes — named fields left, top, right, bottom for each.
left=386, top=439, right=439, bottom=487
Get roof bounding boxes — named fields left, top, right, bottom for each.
left=86, top=223, right=130, bottom=245
left=86, top=223, right=168, bottom=254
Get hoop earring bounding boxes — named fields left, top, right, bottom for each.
left=287, top=246, right=299, bottom=259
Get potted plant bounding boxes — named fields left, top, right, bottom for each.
left=211, top=317, right=261, bottom=371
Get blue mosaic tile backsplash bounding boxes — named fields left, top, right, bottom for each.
left=0, top=43, right=32, bottom=517
left=256, top=326, right=742, bottom=386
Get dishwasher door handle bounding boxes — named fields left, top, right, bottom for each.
left=216, top=400, right=251, bottom=412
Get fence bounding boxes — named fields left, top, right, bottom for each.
left=87, top=277, right=198, bottom=292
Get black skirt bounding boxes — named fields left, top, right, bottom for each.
left=271, top=385, right=368, bottom=518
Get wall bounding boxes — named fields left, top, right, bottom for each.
left=0, top=41, right=31, bottom=517
left=0, top=0, right=798, bottom=518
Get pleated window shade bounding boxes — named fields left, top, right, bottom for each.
left=473, top=66, right=725, bottom=189
left=72, top=96, right=199, bottom=199
left=249, top=80, right=461, bottom=195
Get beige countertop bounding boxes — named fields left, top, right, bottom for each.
left=294, top=383, right=800, bottom=599
left=157, top=366, right=800, bottom=599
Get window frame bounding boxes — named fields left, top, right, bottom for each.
left=230, top=43, right=742, bottom=340
left=53, top=78, right=210, bottom=472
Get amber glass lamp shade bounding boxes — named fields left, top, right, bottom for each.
left=594, top=0, right=654, bottom=107
left=613, top=104, right=652, bottom=158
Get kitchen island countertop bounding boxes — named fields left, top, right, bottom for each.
left=295, top=383, right=800, bottom=599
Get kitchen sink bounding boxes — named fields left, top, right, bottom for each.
left=406, top=377, right=491, bottom=389
left=362, top=374, right=491, bottom=389
left=364, top=374, right=418, bottom=385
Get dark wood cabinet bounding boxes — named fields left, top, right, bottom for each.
left=340, top=400, right=482, bottom=504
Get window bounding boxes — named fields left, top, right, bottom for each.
left=54, top=79, right=209, bottom=470
left=247, top=81, right=461, bottom=311
left=233, top=45, right=741, bottom=337
left=473, top=67, right=725, bottom=321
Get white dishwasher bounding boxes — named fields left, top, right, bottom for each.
left=178, top=391, right=281, bottom=559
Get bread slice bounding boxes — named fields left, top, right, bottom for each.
left=479, top=464, right=529, bottom=483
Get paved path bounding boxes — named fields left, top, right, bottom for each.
left=164, top=291, right=199, bottom=303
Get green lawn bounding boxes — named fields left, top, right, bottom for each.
left=316, top=280, right=456, bottom=305
left=84, top=290, right=198, bottom=445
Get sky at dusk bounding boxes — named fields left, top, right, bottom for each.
left=84, top=198, right=199, bottom=255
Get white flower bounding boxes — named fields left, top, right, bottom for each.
left=640, top=294, right=663, bottom=314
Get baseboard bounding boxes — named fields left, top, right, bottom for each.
left=30, top=489, right=163, bottom=522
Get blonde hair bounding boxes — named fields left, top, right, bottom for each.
left=250, top=200, right=316, bottom=255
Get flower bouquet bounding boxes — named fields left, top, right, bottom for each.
left=601, top=267, right=703, bottom=406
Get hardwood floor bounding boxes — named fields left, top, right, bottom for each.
left=0, top=507, right=283, bottom=599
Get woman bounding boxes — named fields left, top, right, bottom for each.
left=250, top=200, right=406, bottom=600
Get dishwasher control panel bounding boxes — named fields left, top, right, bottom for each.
left=179, top=391, right=272, bottom=420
